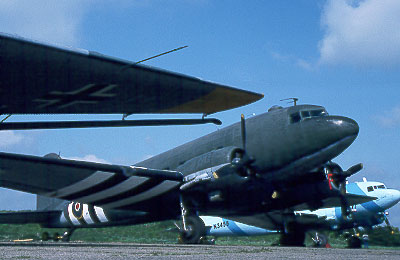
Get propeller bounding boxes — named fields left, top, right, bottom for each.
left=326, top=162, right=363, bottom=218
left=232, top=114, right=255, bottom=176
left=231, top=114, right=255, bottom=176
left=384, top=214, right=395, bottom=234
left=241, top=114, right=246, bottom=151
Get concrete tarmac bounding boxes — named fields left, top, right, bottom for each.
left=0, top=242, right=399, bottom=259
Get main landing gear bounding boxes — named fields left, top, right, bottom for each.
left=177, top=196, right=206, bottom=244
left=40, top=228, right=75, bottom=242
left=311, top=232, right=328, bottom=248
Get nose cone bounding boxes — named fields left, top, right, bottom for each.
left=327, top=116, right=359, bottom=139
left=383, top=189, right=400, bottom=209
left=301, top=115, right=359, bottom=160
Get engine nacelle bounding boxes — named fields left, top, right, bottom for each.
left=176, top=146, right=244, bottom=175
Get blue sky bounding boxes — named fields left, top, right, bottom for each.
left=0, top=0, right=400, bottom=226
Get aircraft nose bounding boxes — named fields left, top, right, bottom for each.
left=389, top=189, right=400, bottom=204
left=382, top=189, right=400, bottom=209
left=314, top=115, right=359, bottom=149
left=327, top=116, right=359, bottom=138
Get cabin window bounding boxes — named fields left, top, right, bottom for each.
left=367, top=186, right=373, bottom=192
left=374, top=186, right=377, bottom=189
left=378, top=185, right=386, bottom=189
left=290, top=112, right=301, bottom=123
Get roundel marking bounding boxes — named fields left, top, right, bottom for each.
left=72, top=202, right=83, bottom=219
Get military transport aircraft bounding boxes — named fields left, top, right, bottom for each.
left=197, top=179, right=400, bottom=246
left=0, top=33, right=371, bottom=245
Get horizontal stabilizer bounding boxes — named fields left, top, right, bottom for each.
left=0, top=210, right=61, bottom=224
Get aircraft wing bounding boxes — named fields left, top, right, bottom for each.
left=0, top=152, right=182, bottom=210
left=0, top=33, right=263, bottom=115
left=293, top=194, right=377, bottom=211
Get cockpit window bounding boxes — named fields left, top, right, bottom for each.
left=290, top=112, right=301, bottom=123
left=290, top=109, right=328, bottom=124
left=301, top=111, right=311, bottom=119
left=310, top=109, right=327, bottom=117
left=377, top=185, right=386, bottom=189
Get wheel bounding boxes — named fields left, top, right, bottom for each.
left=178, top=216, right=206, bottom=244
left=41, top=232, right=50, bottom=241
left=61, top=229, right=74, bottom=242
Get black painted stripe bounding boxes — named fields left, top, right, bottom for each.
left=88, top=205, right=100, bottom=224
left=61, top=173, right=128, bottom=201
left=63, top=205, right=73, bottom=226
left=93, top=179, right=164, bottom=206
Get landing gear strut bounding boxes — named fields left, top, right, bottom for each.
left=312, top=232, right=328, bottom=247
left=61, top=228, right=76, bottom=242
left=178, top=195, right=205, bottom=244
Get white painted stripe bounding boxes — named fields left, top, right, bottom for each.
left=83, top=204, right=94, bottom=224
left=68, top=203, right=81, bottom=226
left=45, top=171, right=114, bottom=198
left=94, top=206, right=108, bottom=223
left=75, top=176, right=148, bottom=203
left=101, top=181, right=179, bottom=209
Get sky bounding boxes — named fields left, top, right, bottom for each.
left=0, top=0, right=400, bottom=227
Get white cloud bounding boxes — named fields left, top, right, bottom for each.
left=67, top=154, right=110, bottom=164
left=0, top=0, right=91, bottom=45
left=374, top=105, right=400, bottom=127
left=318, top=0, right=400, bottom=66
left=0, top=131, right=24, bottom=148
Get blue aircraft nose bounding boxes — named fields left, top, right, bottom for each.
left=386, top=189, right=400, bottom=208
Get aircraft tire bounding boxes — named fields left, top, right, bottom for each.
left=179, top=216, right=206, bottom=244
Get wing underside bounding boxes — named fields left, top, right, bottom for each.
left=0, top=152, right=182, bottom=210
left=0, top=33, right=263, bottom=115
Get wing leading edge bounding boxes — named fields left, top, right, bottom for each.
left=0, top=33, right=263, bottom=115
left=0, top=152, right=182, bottom=210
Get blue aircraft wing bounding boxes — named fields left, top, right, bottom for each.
left=293, top=194, right=377, bottom=211
left=0, top=33, right=263, bottom=115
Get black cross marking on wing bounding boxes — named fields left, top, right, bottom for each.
left=33, top=84, right=118, bottom=110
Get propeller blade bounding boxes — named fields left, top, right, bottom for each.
left=339, top=182, right=351, bottom=217
left=344, top=163, right=363, bottom=177
left=241, top=114, right=246, bottom=151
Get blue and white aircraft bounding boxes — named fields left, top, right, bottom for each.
left=198, top=179, right=400, bottom=244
